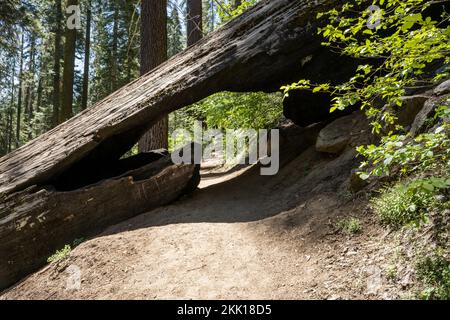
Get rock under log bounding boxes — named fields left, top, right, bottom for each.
left=0, top=152, right=200, bottom=290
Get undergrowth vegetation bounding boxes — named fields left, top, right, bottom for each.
left=168, top=1, right=281, bottom=152
left=284, top=0, right=450, bottom=298
left=370, top=182, right=448, bottom=228
left=336, top=217, right=362, bottom=235
left=47, top=245, right=72, bottom=264
left=417, top=250, right=450, bottom=300
left=169, top=92, right=283, bottom=151
left=47, top=238, right=85, bottom=264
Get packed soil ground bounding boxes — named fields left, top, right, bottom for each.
left=1, top=143, right=415, bottom=300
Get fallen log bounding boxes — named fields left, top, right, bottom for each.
left=0, top=151, right=200, bottom=290
left=0, top=0, right=360, bottom=290
left=0, top=0, right=350, bottom=198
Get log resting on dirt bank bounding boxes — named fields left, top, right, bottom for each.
left=0, top=0, right=359, bottom=198
left=0, top=151, right=200, bottom=290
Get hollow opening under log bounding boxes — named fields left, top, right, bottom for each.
left=48, top=125, right=167, bottom=192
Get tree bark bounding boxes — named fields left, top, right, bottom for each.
left=7, top=58, right=16, bottom=153
left=187, top=0, right=203, bottom=46
left=26, top=35, right=36, bottom=133
left=81, top=0, right=91, bottom=111
left=124, top=1, right=137, bottom=84
left=0, top=0, right=354, bottom=198
left=52, top=0, right=63, bottom=126
left=24, top=34, right=35, bottom=119
left=36, top=60, right=43, bottom=117
left=16, top=32, right=24, bottom=148
left=234, top=0, right=242, bottom=9
left=60, top=0, right=78, bottom=123
left=138, top=0, right=169, bottom=152
left=111, top=0, right=119, bottom=92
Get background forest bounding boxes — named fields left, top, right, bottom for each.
left=0, top=0, right=280, bottom=156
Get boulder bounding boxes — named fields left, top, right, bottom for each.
left=316, top=114, right=356, bottom=154
left=395, top=95, right=430, bottom=129
left=434, top=79, right=450, bottom=96
left=410, top=96, right=444, bottom=136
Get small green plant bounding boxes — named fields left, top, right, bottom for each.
left=46, top=238, right=84, bottom=264
left=370, top=182, right=443, bottom=228
left=337, top=217, right=362, bottom=235
left=218, top=0, right=260, bottom=23
left=338, top=189, right=354, bottom=201
left=47, top=245, right=71, bottom=264
left=386, top=265, right=398, bottom=282
left=417, top=251, right=450, bottom=300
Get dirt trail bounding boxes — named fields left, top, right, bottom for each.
left=1, top=144, right=408, bottom=300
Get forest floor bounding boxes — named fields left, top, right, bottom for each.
left=1, top=145, right=415, bottom=300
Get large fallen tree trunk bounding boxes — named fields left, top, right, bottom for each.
left=0, top=0, right=349, bottom=197
left=0, top=0, right=356, bottom=290
left=0, top=151, right=200, bottom=290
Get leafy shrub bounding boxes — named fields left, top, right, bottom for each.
left=417, top=251, right=450, bottom=300
left=357, top=116, right=450, bottom=179
left=47, top=245, right=71, bottom=264
left=282, top=1, right=450, bottom=215
left=283, top=0, right=450, bottom=133
left=169, top=92, right=283, bottom=150
left=370, top=181, right=448, bottom=228
left=46, top=238, right=84, bottom=264
left=202, top=92, right=283, bottom=130
left=337, top=217, right=362, bottom=235
left=218, top=0, right=260, bottom=23
left=386, top=265, right=398, bottom=281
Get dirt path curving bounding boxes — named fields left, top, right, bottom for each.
left=1, top=146, right=409, bottom=300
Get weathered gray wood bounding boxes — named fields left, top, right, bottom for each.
left=0, top=154, right=200, bottom=290
left=0, top=0, right=342, bottom=197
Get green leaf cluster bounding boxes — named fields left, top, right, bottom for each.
left=283, top=0, right=450, bottom=134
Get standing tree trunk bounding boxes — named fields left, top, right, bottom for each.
left=111, top=0, right=119, bottom=92
left=187, top=0, right=202, bottom=46
left=25, top=35, right=36, bottom=121
left=124, top=1, right=136, bottom=84
left=52, top=0, right=63, bottom=126
left=16, top=32, right=24, bottom=148
left=35, top=58, right=45, bottom=118
left=138, top=0, right=168, bottom=152
left=7, top=58, right=16, bottom=153
left=60, top=0, right=78, bottom=123
left=209, top=0, right=215, bottom=32
left=81, top=0, right=91, bottom=111
left=36, top=66, right=43, bottom=115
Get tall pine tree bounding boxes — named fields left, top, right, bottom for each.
left=187, top=0, right=202, bottom=46
left=138, top=0, right=169, bottom=152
